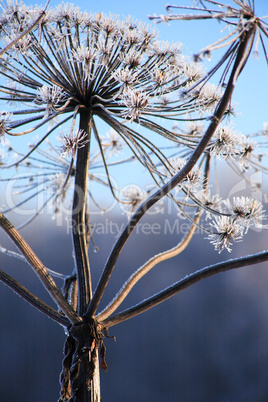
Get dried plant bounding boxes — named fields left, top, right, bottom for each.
left=0, top=1, right=267, bottom=400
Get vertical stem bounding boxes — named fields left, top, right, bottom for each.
left=91, top=349, right=101, bottom=402
left=72, top=109, right=92, bottom=316
left=59, top=320, right=101, bottom=402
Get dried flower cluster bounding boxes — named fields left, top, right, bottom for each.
left=0, top=2, right=210, bottom=153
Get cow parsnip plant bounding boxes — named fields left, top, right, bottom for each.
left=0, top=0, right=267, bottom=400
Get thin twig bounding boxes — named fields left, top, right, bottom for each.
left=0, top=245, right=67, bottom=279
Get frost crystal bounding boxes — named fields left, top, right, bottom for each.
left=208, top=216, right=244, bottom=253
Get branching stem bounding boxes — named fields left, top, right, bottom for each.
left=86, top=28, right=253, bottom=318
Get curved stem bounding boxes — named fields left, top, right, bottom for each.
left=0, top=212, right=80, bottom=324
left=101, top=250, right=268, bottom=328
left=86, top=28, right=253, bottom=318
left=97, top=212, right=202, bottom=322
left=0, top=269, right=69, bottom=326
left=98, top=154, right=212, bottom=322
left=72, top=109, right=92, bottom=316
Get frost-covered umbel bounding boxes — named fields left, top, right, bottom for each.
left=0, top=1, right=218, bottom=188
left=0, top=2, right=210, bottom=155
left=0, top=1, right=267, bottom=252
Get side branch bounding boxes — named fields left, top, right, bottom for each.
left=0, top=269, right=69, bottom=326
left=101, top=250, right=268, bottom=328
left=86, top=28, right=253, bottom=318
left=0, top=213, right=81, bottom=324
left=96, top=213, right=201, bottom=322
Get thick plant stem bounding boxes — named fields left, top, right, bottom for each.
left=59, top=319, right=101, bottom=402
left=72, top=109, right=92, bottom=316
left=61, top=108, right=102, bottom=401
